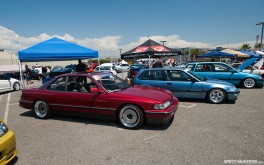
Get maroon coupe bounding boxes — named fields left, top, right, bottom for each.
left=19, top=72, right=178, bottom=129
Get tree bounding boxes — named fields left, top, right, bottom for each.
left=189, top=48, right=202, bottom=61
left=240, top=43, right=251, bottom=51
left=254, top=43, right=264, bottom=50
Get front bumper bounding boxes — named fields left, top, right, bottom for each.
left=227, top=91, right=240, bottom=101
left=256, top=79, right=264, bottom=88
left=0, top=130, right=18, bottom=164
left=145, top=97, right=178, bottom=125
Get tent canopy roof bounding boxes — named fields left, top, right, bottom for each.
left=18, top=37, right=98, bottom=62
left=121, top=39, right=182, bottom=59
left=197, top=50, right=235, bottom=58
left=221, top=49, right=249, bottom=58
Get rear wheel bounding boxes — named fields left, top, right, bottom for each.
left=207, top=89, right=226, bottom=104
left=34, top=100, right=52, bottom=119
left=13, top=82, right=20, bottom=91
left=242, top=78, right=255, bottom=88
left=118, top=104, right=144, bottom=129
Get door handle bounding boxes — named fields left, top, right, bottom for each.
left=167, top=83, right=172, bottom=85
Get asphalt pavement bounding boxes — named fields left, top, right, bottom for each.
left=0, top=73, right=263, bottom=165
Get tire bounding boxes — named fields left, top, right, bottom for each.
left=34, top=100, right=52, bottom=119
left=207, top=89, right=226, bottom=104
left=242, top=78, right=255, bottom=88
left=13, top=82, right=20, bottom=91
left=118, top=104, right=144, bottom=129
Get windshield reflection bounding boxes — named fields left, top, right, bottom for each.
left=92, top=73, right=130, bottom=93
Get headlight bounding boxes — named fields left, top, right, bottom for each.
left=229, top=86, right=238, bottom=92
left=154, top=101, right=171, bottom=110
left=0, top=122, right=8, bottom=137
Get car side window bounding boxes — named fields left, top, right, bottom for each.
left=138, top=70, right=163, bottom=81
left=214, top=64, right=233, bottom=72
left=195, top=64, right=212, bottom=72
left=185, top=64, right=195, bottom=71
left=166, top=70, right=191, bottom=81
left=46, top=77, right=66, bottom=91
left=67, top=76, right=95, bottom=93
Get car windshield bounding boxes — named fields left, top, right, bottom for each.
left=187, top=71, right=203, bottom=81
left=97, top=66, right=111, bottom=71
left=92, top=73, right=130, bottom=93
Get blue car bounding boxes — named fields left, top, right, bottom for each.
left=185, top=62, right=264, bottom=88
left=133, top=68, right=240, bottom=104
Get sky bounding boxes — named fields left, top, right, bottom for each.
left=0, top=0, right=264, bottom=58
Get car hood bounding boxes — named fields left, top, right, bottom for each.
left=116, top=85, right=172, bottom=103
left=237, top=58, right=258, bottom=71
left=204, top=79, right=234, bottom=87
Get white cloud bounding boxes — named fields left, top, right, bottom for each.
left=0, top=25, right=256, bottom=58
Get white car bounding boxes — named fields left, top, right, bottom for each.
left=94, top=66, right=117, bottom=75
left=233, top=58, right=264, bottom=78
left=0, top=74, right=21, bottom=93
left=116, top=63, right=130, bottom=72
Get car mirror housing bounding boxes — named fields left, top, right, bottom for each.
left=90, top=87, right=101, bottom=93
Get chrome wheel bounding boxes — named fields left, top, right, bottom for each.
left=13, top=82, right=20, bottom=91
left=208, top=89, right=225, bottom=104
left=119, top=105, right=144, bottom=129
left=34, top=100, right=51, bottom=119
left=243, top=78, right=255, bottom=88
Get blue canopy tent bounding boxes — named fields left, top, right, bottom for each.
left=18, top=37, right=99, bottom=87
left=197, top=50, right=235, bottom=61
left=240, top=50, right=261, bottom=58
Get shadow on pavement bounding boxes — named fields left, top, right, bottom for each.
left=19, top=110, right=174, bottom=131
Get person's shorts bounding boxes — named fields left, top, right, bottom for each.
left=26, top=76, right=31, bottom=81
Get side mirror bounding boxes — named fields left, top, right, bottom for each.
left=90, top=87, right=101, bottom=93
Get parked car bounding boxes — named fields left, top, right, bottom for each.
left=94, top=66, right=117, bottom=75
left=101, top=63, right=121, bottom=73
left=184, top=62, right=264, bottom=89
left=232, top=58, right=264, bottom=78
left=0, top=119, right=18, bottom=164
left=65, top=64, right=76, bottom=72
left=0, top=74, right=21, bottom=93
left=133, top=68, right=240, bottom=104
left=19, top=72, right=178, bottom=129
left=42, top=68, right=72, bottom=84
left=126, top=64, right=146, bottom=85
left=116, top=63, right=130, bottom=72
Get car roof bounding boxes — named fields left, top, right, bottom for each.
left=186, top=62, right=225, bottom=64
left=143, top=68, right=185, bottom=71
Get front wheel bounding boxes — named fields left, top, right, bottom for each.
left=207, top=89, right=226, bottom=104
left=242, top=78, right=255, bottom=88
left=118, top=104, right=144, bottom=129
left=34, top=100, right=52, bottom=119
left=13, top=82, right=20, bottom=91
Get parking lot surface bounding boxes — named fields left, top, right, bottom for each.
left=0, top=78, right=263, bottom=164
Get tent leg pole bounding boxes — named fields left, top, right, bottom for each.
left=97, top=58, right=100, bottom=71
left=149, top=55, right=150, bottom=68
left=18, top=60, right=24, bottom=89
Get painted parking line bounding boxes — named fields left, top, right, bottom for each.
left=4, top=93, right=11, bottom=123
left=144, top=134, right=160, bottom=141
left=179, top=103, right=197, bottom=108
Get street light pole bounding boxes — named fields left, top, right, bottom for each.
left=256, top=21, right=264, bottom=50
left=118, top=48, right=122, bottom=55
left=160, top=41, right=167, bottom=46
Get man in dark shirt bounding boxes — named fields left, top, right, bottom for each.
left=76, top=59, right=87, bottom=73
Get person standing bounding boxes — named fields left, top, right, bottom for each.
left=25, top=65, right=33, bottom=84
left=76, top=59, right=87, bottom=73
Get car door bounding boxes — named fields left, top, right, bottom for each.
left=62, top=75, right=112, bottom=118
left=0, top=75, right=12, bottom=92
left=164, top=70, right=203, bottom=98
left=212, top=63, right=240, bottom=84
